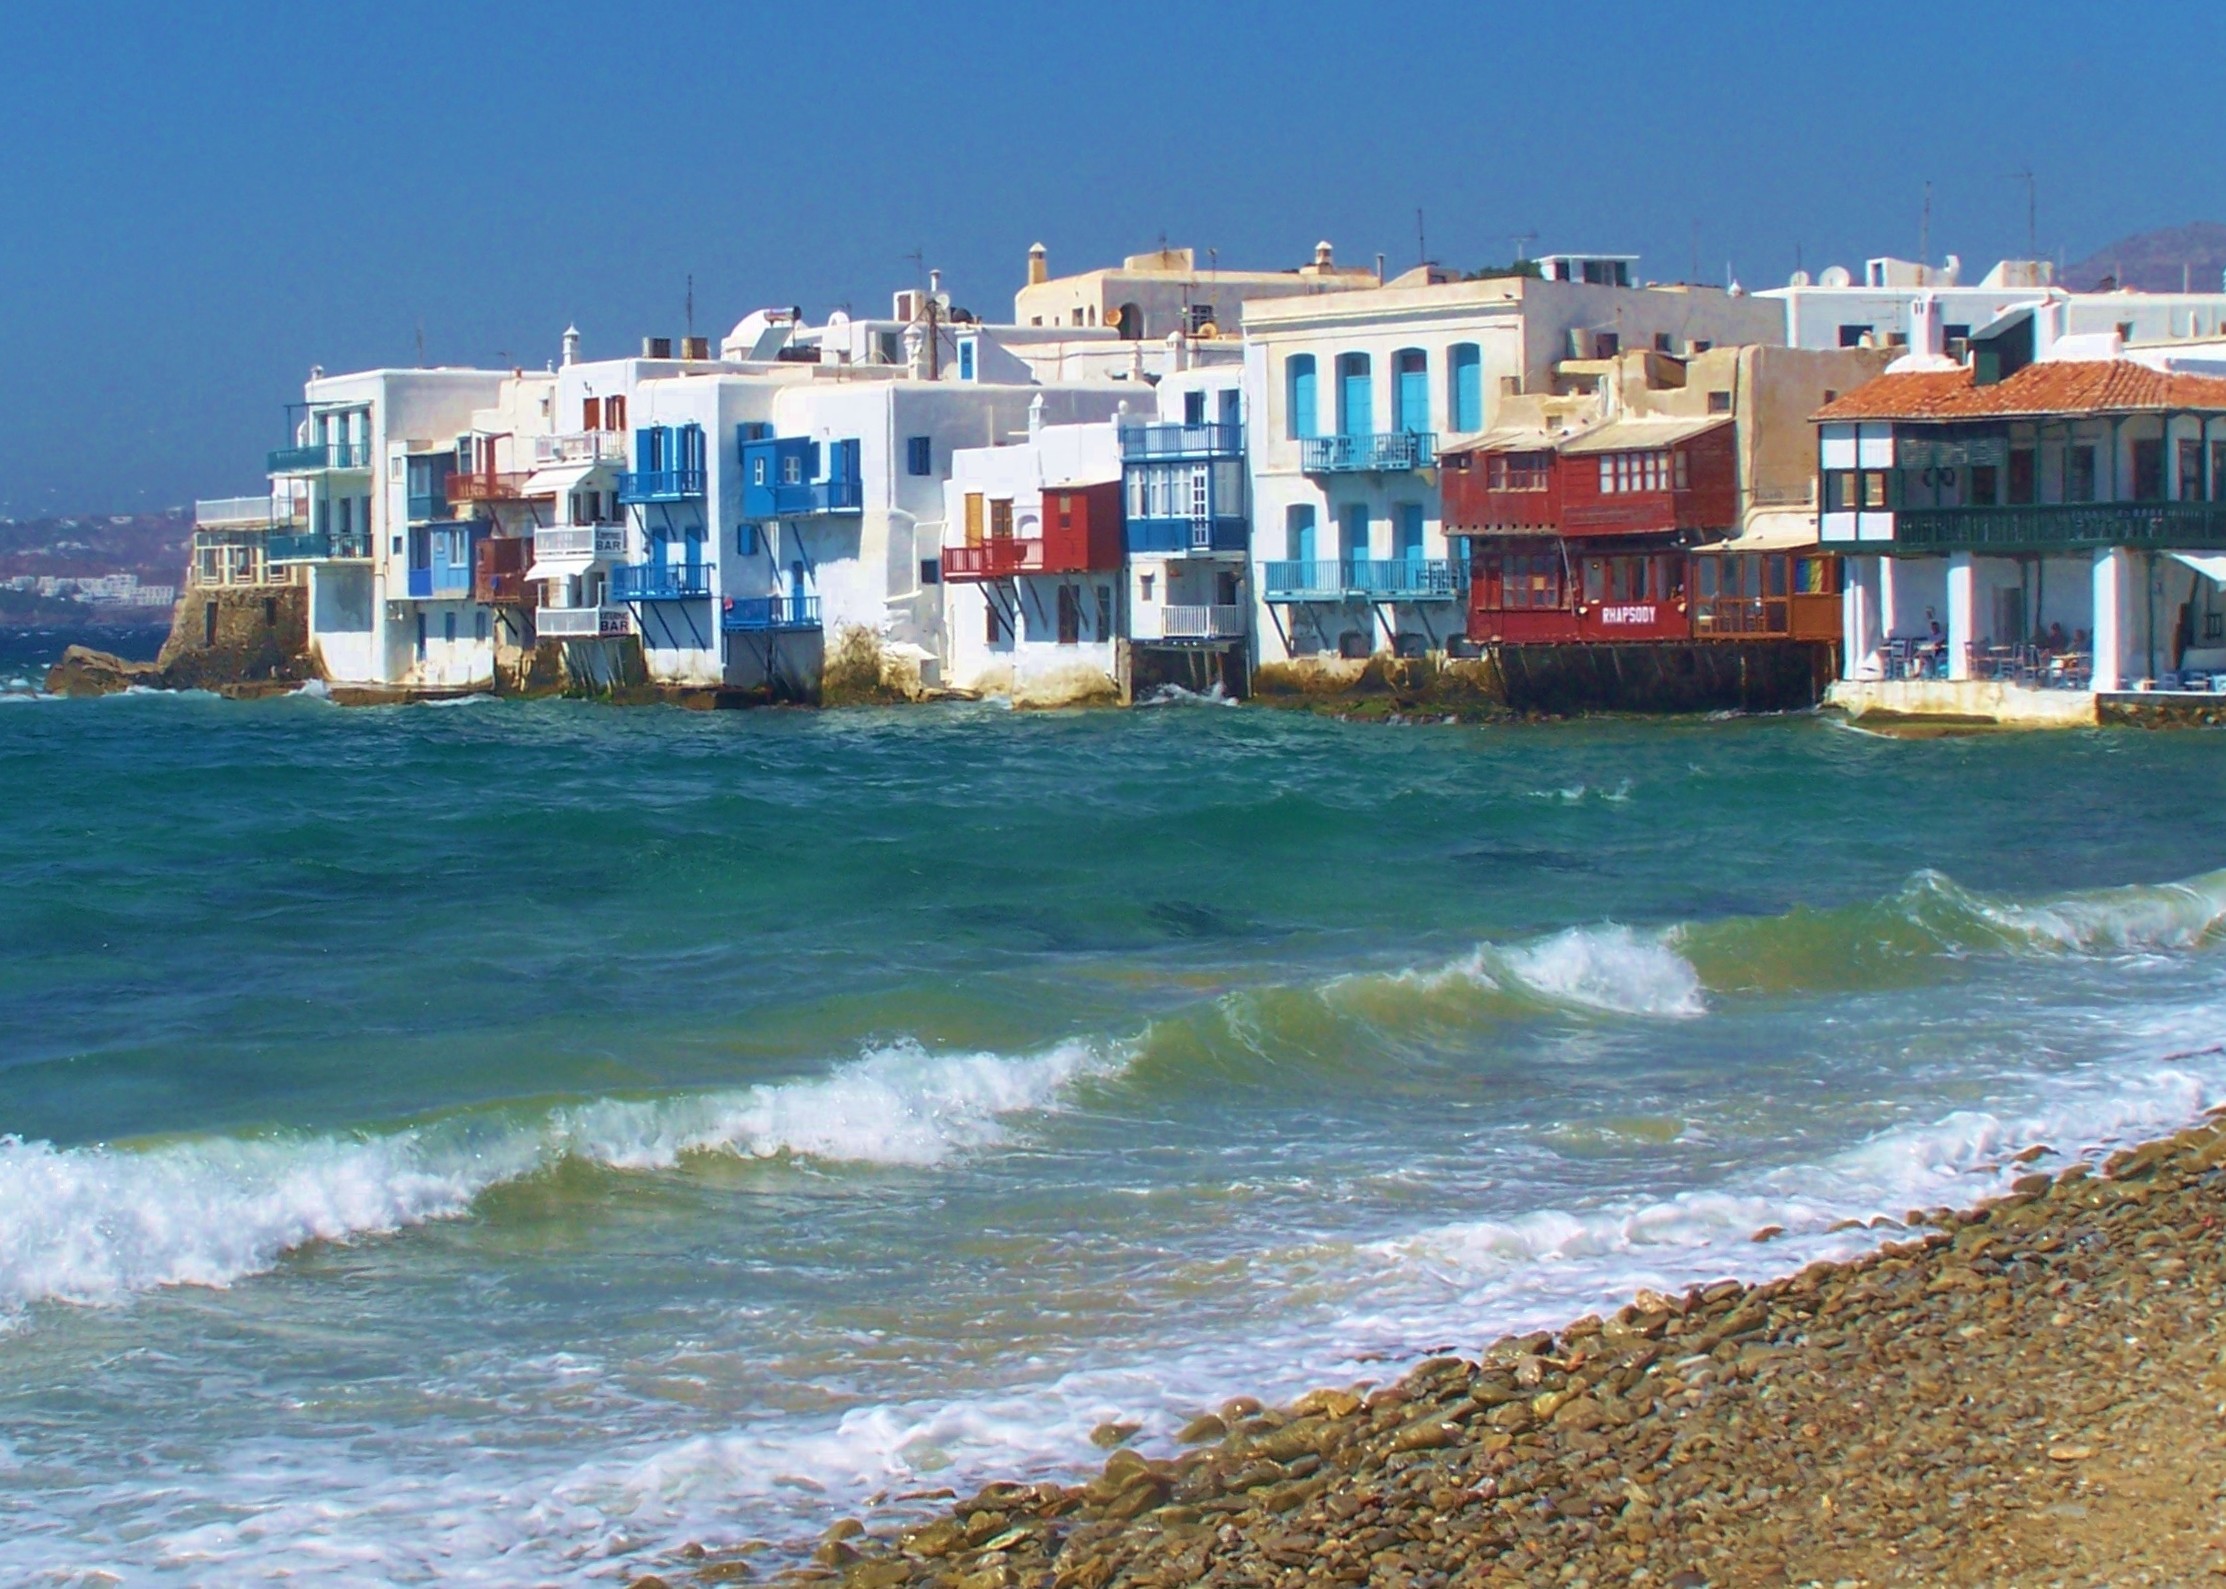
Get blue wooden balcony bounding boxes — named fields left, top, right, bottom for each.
left=1262, top=559, right=1461, bottom=601
left=268, top=440, right=372, bottom=472
left=1120, top=422, right=1243, bottom=461
left=404, top=565, right=474, bottom=599
left=266, top=529, right=372, bottom=562
left=612, top=562, right=713, bottom=601
left=740, top=437, right=863, bottom=519
left=1300, top=432, right=1436, bottom=473
left=1126, top=517, right=1249, bottom=555
left=720, top=594, right=821, bottom=632
left=616, top=468, right=707, bottom=504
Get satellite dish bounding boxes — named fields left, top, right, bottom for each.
left=826, top=309, right=851, bottom=329
left=1788, top=270, right=1812, bottom=287
left=1819, top=265, right=1853, bottom=288
left=1104, top=305, right=1122, bottom=327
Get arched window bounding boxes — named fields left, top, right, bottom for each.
left=1392, top=349, right=1428, bottom=433
left=1336, top=353, right=1373, bottom=438
left=1116, top=302, right=1144, bottom=341
left=1286, top=355, right=1317, bottom=440
left=1448, top=344, right=1482, bottom=433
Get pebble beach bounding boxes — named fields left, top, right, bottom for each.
left=666, top=1113, right=2226, bottom=1589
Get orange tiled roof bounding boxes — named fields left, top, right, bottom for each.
left=1814, top=360, right=2226, bottom=422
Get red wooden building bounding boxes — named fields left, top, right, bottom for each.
left=1443, top=417, right=1733, bottom=643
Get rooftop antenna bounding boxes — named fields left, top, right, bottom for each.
left=685, top=274, right=695, bottom=337
left=414, top=319, right=425, bottom=367
left=1417, top=208, right=1427, bottom=268
left=1509, top=230, right=1537, bottom=262
left=2007, top=169, right=2037, bottom=259
left=1690, top=221, right=1700, bottom=286
left=1920, top=179, right=1932, bottom=271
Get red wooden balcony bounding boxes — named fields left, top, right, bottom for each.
left=943, top=482, right=1124, bottom=581
left=473, top=537, right=534, bottom=604
left=448, top=471, right=538, bottom=505
left=943, top=537, right=1046, bottom=580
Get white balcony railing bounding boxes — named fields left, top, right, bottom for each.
left=537, top=605, right=632, bottom=639
left=195, top=496, right=292, bottom=529
left=533, top=525, right=627, bottom=560
left=1151, top=604, right=1248, bottom=641
left=533, top=432, right=628, bottom=466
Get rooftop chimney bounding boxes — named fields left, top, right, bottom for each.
left=643, top=336, right=673, bottom=359
left=1314, top=240, right=1334, bottom=271
left=681, top=335, right=710, bottom=361
left=561, top=325, right=581, bottom=367
left=1028, top=243, right=1048, bottom=286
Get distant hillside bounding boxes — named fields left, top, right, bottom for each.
left=2065, top=223, right=2226, bottom=294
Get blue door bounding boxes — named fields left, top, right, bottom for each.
left=1450, top=344, right=1482, bottom=433
left=1343, top=505, right=1371, bottom=572
left=1338, top=354, right=1372, bottom=438
left=1394, top=351, right=1428, bottom=433
left=789, top=558, right=806, bottom=619
left=1288, top=356, right=1317, bottom=440
left=1396, top=505, right=1424, bottom=582
left=1184, top=389, right=1206, bottom=425
left=684, top=529, right=703, bottom=588
left=1287, top=505, right=1316, bottom=564
left=1219, top=387, right=1241, bottom=431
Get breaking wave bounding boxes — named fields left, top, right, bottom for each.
left=0, top=1039, right=1114, bottom=1314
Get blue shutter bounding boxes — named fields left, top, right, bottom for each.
left=1450, top=345, right=1482, bottom=433
left=1338, top=355, right=1372, bottom=439
left=1342, top=504, right=1370, bottom=563
left=1395, top=351, right=1428, bottom=434
left=1287, top=356, right=1316, bottom=441
left=1287, top=504, right=1315, bottom=563
left=1219, top=387, right=1241, bottom=430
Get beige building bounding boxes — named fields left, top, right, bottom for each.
left=1012, top=242, right=1376, bottom=342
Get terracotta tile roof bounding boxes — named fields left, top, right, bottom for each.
left=1814, top=360, right=2226, bottom=422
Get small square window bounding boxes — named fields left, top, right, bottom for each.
left=906, top=436, right=932, bottom=476
left=1707, top=390, right=1731, bottom=413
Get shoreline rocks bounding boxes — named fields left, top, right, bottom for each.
left=653, top=1115, right=2226, bottom=1589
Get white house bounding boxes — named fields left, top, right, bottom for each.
left=940, top=404, right=1128, bottom=704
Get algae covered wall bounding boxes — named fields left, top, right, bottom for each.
left=1252, top=643, right=1833, bottom=718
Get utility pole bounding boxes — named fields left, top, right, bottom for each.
left=2008, top=169, right=2037, bottom=260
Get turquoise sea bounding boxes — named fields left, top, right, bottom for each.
left=2, top=690, right=2224, bottom=1583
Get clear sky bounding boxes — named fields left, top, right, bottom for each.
left=3, top=0, right=2221, bottom=516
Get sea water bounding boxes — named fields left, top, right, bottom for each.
left=1, top=695, right=2222, bottom=1583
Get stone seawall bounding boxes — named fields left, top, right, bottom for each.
left=1253, top=643, right=1833, bottom=720
left=155, top=584, right=316, bottom=692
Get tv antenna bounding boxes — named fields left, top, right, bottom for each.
left=1508, top=230, right=1538, bottom=263
left=1920, top=179, right=1932, bottom=267
left=1417, top=208, right=1427, bottom=268
left=685, top=274, right=695, bottom=337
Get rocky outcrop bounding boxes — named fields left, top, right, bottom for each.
left=156, top=585, right=316, bottom=691
left=42, top=645, right=166, bottom=697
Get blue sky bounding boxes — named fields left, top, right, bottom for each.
left=2, top=0, right=2221, bottom=515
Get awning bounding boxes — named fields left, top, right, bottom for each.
left=524, top=551, right=595, bottom=582
left=1558, top=415, right=1732, bottom=455
left=520, top=461, right=601, bottom=499
left=2170, top=551, right=2226, bottom=583
left=1693, top=510, right=1822, bottom=554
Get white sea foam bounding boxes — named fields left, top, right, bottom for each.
left=1933, top=866, right=2226, bottom=953
left=1394, top=925, right=1705, bottom=1018
left=0, top=1039, right=1113, bottom=1315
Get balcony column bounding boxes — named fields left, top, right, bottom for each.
left=1843, top=557, right=1882, bottom=680
left=1945, top=553, right=1977, bottom=680
left=2091, top=548, right=2128, bottom=692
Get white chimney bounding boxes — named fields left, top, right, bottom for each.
left=1027, top=243, right=1048, bottom=287
left=903, top=322, right=928, bottom=380
left=1028, top=393, right=1045, bottom=436
left=561, top=325, right=581, bottom=367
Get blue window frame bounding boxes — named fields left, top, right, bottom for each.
left=1184, top=389, right=1206, bottom=425
left=906, top=436, right=932, bottom=476
left=1286, top=504, right=1316, bottom=563
left=1449, top=344, right=1482, bottom=433
left=1219, top=387, right=1241, bottom=429
left=1396, top=504, right=1424, bottom=562
left=1393, top=349, right=1428, bottom=434
left=1342, top=504, right=1370, bottom=564
left=1287, top=355, right=1317, bottom=440
left=1337, top=354, right=1372, bottom=439
left=958, top=340, right=975, bottom=380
